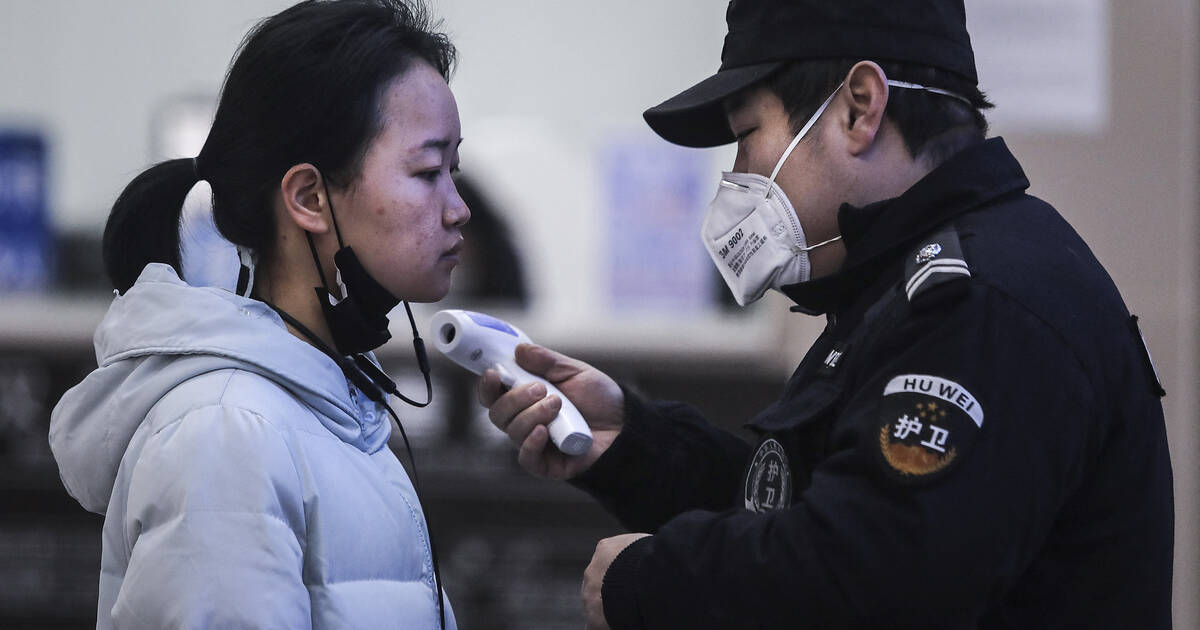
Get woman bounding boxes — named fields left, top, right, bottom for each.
left=48, top=1, right=467, bottom=627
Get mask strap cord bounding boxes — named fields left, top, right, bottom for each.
left=303, top=176, right=343, bottom=303
left=763, top=83, right=845, bottom=251
left=381, top=399, right=445, bottom=630
left=799, top=234, right=843, bottom=252
left=886, top=79, right=973, bottom=106
left=342, top=306, right=432, bottom=408
left=320, top=181, right=352, bottom=297
left=322, top=180, right=347, bottom=249
left=343, top=307, right=432, bottom=407
left=271, top=280, right=432, bottom=408
left=769, top=82, right=843, bottom=185
left=305, top=232, right=335, bottom=301
left=301, top=170, right=341, bottom=297
left=402, top=302, right=433, bottom=405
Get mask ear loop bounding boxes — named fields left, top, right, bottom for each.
left=886, top=79, right=973, bottom=106
left=321, top=182, right=352, bottom=299
left=798, top=234, right=844, bottom=252
left=765, top=83, right=845, bottom=252
left=768, top=82, right=843, bottom=187
left=301, top=177, right=351, bottom=304
left=305, top=232, right=338, bottom=306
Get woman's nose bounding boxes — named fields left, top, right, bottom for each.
left=445, top=187, right=470, bottom=227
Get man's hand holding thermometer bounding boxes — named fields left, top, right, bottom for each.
left=431, top=310, right=625, bottom=478
left=435, top=310, right=644, bottom=630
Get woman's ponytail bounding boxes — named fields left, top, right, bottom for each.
left=102, top=157, right=200, bottom=293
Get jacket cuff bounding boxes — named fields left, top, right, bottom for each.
left=601, top=535, right=653, bottom=630
left=570, top=385, right=663, bottom=493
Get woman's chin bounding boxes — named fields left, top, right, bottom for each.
left=394, top=279, right=452, bottom=304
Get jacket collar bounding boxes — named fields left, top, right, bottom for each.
left=782, top=137, right=1029, bottom=315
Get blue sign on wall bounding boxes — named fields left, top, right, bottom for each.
left=0, top=132, right=51, bottom=292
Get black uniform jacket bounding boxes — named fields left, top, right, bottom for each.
left=573, top=139, right=1174, bottom=629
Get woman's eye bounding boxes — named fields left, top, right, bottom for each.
left=418, top=170, right=440, bottom=182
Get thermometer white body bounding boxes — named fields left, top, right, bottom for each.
left=429, top=309, right=593, bottom=456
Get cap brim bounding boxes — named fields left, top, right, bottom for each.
left=643, top=61, right=784, bottom=148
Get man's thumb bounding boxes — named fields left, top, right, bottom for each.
left=514, top=343, right=582, bottom=382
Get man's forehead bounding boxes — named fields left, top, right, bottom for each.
left=723, top=85, right=777, bottom=119
left=723, top=90, right=751, bottom=118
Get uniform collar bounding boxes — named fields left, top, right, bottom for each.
left=782, top=137, right=1029, bottom=315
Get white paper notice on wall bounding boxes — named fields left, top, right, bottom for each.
left=966, top=0, right=1110, bottom=134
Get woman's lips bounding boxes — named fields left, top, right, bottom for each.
left=441, top=241, right=462, bottom=263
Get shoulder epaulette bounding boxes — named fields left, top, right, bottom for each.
left=903, top=225, right=971, bottom=306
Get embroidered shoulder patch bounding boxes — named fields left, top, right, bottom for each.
left=876, top=374, right=984, bottom=483
left=744, top=437, right=792, bottom=513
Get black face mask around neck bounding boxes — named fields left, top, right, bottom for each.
left=304, top=179, right=403, bottom=356
left=312, top=243, right=400, bottom=355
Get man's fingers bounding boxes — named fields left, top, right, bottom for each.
left=477, top=368, right=504, bottom=407
left=517, top=423, right=551, bottom=473
left=581, top=544, right=608, bottom=630
left=486, top=380, right=547, bottom=432
left=506, top=395, right=561, bottom=444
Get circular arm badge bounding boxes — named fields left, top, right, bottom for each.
left=876, top=374, right=983, bottom=484
left=744, top=437, right=793, bottom=513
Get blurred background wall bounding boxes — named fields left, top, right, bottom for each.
left=0, top=0, right=1194, bottom=628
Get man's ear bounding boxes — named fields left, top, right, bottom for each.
left=279, top=163, right=330, bottom=234
left=841, top=60, right=890, bottom=156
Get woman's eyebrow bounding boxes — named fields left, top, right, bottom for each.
left=411, top=137, right=464, bottom=154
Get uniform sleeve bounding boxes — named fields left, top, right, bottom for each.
left=111, top=405, right=311, bottom=629
left=601, top=285, right=1103, bottom=629
left=571, top=386, right=752, bottom=533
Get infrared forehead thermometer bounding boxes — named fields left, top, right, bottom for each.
left=429, top=310, right=593, bottom=456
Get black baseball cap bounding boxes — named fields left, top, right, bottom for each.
left=644, top=0, right=979, bottom=148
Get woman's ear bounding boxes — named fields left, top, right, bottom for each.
left=842, top=60, right=890, bottom=156
left=279, top=163, right=330, bottom=234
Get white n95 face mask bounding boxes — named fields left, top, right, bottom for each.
left=701, top=84, right=844, bottom=306
left=701, top=78, right=969, bottom=306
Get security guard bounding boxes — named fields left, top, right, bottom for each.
left=478, top=1, right=1174, bottom=628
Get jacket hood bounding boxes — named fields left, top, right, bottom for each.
left=50, top=263, right=386, bottom=514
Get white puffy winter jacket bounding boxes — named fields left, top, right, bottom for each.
left=50, top=264, right=455, bottom=629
